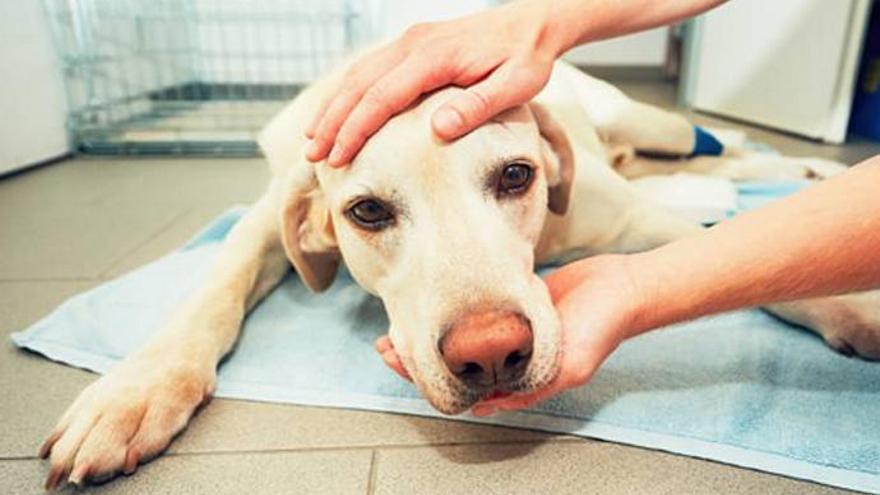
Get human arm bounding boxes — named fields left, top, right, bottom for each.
left=472, top=155, right=880, bottom=415
left=306, top=0, right=727, bottom=167
left=630, top=155, right=880, bottom=332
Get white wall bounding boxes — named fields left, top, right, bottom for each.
left=370, top=2, right=670, bottom=67
left=563, top=27, right=669, bottom=66
left=195, top=0, right=496, bottom=84
left=368, top=0, right=494, bottom=38
left=0, top=0, right=68, bottom=174
left=193, top=1, right=666, bottom=84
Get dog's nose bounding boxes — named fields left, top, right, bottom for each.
left=440, top=310, right=533, bottom=388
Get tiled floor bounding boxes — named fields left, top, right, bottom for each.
left=3, top=80, right=878, bottom=494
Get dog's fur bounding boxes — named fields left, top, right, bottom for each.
left=39, top=61, right=880, bottom=488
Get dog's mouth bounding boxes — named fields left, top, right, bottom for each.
left=416, top=340, right=564, bottom=415
left=402, top=299, right=563, bottom=415
left=423, top=376, right=536, bottom=415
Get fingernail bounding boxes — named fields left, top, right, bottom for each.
left=306, top=139, right=322, bottom=160
left=433, top=108, right=463, bottom=137
left=328, top=145, right=345, bottom=166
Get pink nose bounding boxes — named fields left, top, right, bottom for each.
left=440, top=310, right=533, bottom=388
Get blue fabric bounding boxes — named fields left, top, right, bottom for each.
left=692, top=126, right=724, bottom=156
left=11, top=184, right=880, bottom=493
left=735, top=179, right=811, bottom=216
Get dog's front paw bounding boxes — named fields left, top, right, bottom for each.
left=40, top=357, right=215, bottom=490
left=769, top=292, right=880, bottom=360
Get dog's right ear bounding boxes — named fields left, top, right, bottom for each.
left=529, top=102, right=575, bottom=216
left=259, top=102, right=340, bottom=292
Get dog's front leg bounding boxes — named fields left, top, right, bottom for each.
left=40, top=184, right=289, bottom=489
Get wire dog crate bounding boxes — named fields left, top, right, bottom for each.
left=44, top=0, right=370, bottom=155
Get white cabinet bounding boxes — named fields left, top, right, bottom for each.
left=684, top=0, right=871, bottom=143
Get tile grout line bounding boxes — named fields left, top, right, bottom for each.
left=365, top=450, right=378, bottom=495
left=166, top=436, right=581, bottom=457
left=96, top=206, right=194, bottom=280
left=0, top=436, right=584, bottom=462
left=0, top=456, right=37, bottom=462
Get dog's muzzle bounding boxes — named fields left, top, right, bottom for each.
left=439, top=310, right=533, bottom=393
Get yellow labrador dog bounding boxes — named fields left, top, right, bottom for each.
left=40, top=61, right=880, bottom=488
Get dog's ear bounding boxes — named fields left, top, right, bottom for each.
left=258, top=105, right=340, bottom=292
left=277, top=166, right=340, bottom=292
left=529, top=102, right=574, bottom=215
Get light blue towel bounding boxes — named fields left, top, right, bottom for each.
left=736, top=179, right=813, bottom=212
left=12, top=182, right=880, bottom=493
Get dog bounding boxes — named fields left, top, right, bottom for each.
left=39, top=61, right=880, bottom=489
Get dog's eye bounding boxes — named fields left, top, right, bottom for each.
left=347, top=198, right=395, bottom=231
left=497, top=162, right=534, bottom=195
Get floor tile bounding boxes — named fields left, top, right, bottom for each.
left=0, top=281, right=104, bottom=458
left=0, top=157, right=268, bottom=280
left=0, top=347, right=95, bottom=459
left=0, top=281, right=97, bottom=335
left=168, top=399, right=559, bottom=455
left=93, top=157, right=269, bottom=208
left=0, top=193, right=183, bottom=280
left=101, top=203, right=244, bottom=279
left=372, top=441, right=853, bottom=495
left=0, top=449, right=371, bottom=495
left=0, top=157, right=267, bottom=212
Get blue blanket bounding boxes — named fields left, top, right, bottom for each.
left=12, top=181, right=880, bottom=493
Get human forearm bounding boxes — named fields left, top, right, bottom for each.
left=543, top=0, right=729, bottom=55
left=628, top=156, right=880, bottom=336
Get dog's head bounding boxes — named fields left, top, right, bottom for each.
left=260, top=88, right=574, bottom=414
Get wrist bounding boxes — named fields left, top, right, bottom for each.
left=617, top=251, right=666, bottom=339
left=624, top=246, right=711, bottom=337
left=537, top=0, right=613, bottom=54
left=563, top=253, right=654, bottom=342
left=514, top=0, right=584, bottom=58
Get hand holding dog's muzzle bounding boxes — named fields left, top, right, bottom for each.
left=470, top=255, right=640, bottom=416
left=372, top=255, right=644, bottom=414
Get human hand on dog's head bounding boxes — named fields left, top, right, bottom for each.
left=304, top=0, right=568, bottom=167
left=374, top=254, right=643, bottom=415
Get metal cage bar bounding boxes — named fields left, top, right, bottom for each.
left=44, top=0, right=368, bottom=155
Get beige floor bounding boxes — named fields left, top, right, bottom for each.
left=2, top=81, right=879, bottom=495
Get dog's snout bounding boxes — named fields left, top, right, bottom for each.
left=440, top=310, right=533, bottom=389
